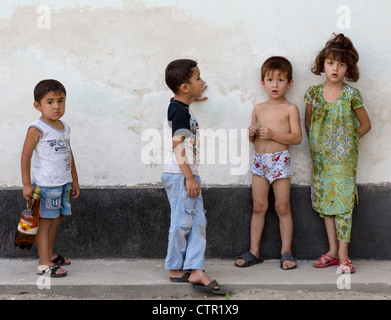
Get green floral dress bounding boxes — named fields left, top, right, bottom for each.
left=305, top=84, right=363, bottom=242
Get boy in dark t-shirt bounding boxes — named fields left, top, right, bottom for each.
left=161, top=59, right=227, bottom=295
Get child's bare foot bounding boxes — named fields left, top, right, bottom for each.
left=280, top=252, right=297, bottom=270
left=189, top=269, right=227, bottom=295
left=188, top=269, right=219, bottom=290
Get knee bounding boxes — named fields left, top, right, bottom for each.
left=253, top=201, right=268, bottom=215
left=275, top=202, right=290, bottom=216
left=37, top=218, right=54, bottom=231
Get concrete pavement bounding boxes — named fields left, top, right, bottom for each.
left=1, top=259, right=390, bottom=299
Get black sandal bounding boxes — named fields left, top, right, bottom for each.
left=280, top=252, right=297, bottom=270
left=235, top=251, right=263, bottom=268
left=36, top=264, right=68, bottom=278
left=52, top=254, right=71, bottom=266
left=192, top=280, right=227, bottom=295
left=169, top=272, right=190, bottom=283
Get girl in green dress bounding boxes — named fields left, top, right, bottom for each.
left=304, top=33, right=371, bottom=273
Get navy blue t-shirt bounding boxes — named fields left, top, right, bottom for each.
left=167, top=99, right=192, bottom=138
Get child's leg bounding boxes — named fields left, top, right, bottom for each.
left=272, top=178, right=292, bottom=253
left=36, top=218, right=53, bottom=266
left=324, top=216, right=339, bottom=257
left=235, top=175, right=270, bottom=266
left=162, top=173, right=192, bottom=273
left=48, top=215, right=70, bottom=264
left=36, top=218, right=68, bottom=275
left=183, top=192, right=206, bottom=271
left=335, top=210, right=353, bottom=261
left=272, top=178, right=296, bottom=269
left=313, top=216, right=339, bottom=266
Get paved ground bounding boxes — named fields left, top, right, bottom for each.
left=1, top=259, right=391, bottom=300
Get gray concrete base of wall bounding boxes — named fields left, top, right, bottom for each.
left=1, top=185, right=390, bottom=260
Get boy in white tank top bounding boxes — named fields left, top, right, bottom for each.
left=21, top=79, right=80, bottom=278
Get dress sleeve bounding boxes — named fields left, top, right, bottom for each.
left=304, top=86, right=315, bottom=105
left=351, top=88, right=364, bottom=110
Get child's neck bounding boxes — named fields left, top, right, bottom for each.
left=323, top=80, right=346, bottom=103
left=324, top=79, right=346, bottom=90
left=267, top=96, right=288, bottom=104
left=173, top=94, right=192, bottom=106
left=40, top=117, right=64, bottom=130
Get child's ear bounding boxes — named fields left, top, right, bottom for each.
left=261, top=80, right=266, bottom=88
left=288, top=79, right=294, bottom=89
left=179, top=83, right=189, bottom=94
left=33, top=101, right=41, bottom=111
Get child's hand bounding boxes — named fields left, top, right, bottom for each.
left=71, top=181, right=80, bottom=199
left=258, top=127, right=274, bottom=140
left=185, top=176, right=200, bottom=198
left=248, top=125, right=258, bottom=137
left=191, top=84, right=208, bottom=103
left=23, top=185, right=35, bottom=202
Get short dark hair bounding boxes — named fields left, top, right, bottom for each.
left=34, top=79, right=66, bottom=103
left=311, top=33, right=360, bottom=82
left=165, top=59, right=198, bottom=94
left=261, top=56, right=293, bottom=82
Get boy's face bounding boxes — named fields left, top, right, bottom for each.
left=34, top=90, right=66, bottom=123
left=183, top=66, right=205, bottom=98
left=261, top=70, right=293, bottom=99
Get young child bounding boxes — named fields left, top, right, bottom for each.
left=235, top=56, right=302, bottom=270
left=21, top=79, right=80, bottom=277
left=305, top=33, right=371, bottom=273
left=162, top=59, right=227, bottom=295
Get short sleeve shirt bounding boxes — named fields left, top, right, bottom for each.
left=163, top=99, right=200, bottom=175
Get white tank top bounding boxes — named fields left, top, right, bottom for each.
left=30, top=118, right=73, bottom=187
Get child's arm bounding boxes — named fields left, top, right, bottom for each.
left=259, top=105, right=302, bottom=145
left=248, top=108, right=257, bottom=143
left=172, top=135, right=200, bottom=198
left=305, top=103, right=312, bottom=137
left=21, top=127, right=41, bottom=201
left=70, top=148, right=80, bottom=199
left=354, top=107, right=371, bottom=138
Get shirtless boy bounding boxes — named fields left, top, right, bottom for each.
left=235, top=56, right=302, bottom=270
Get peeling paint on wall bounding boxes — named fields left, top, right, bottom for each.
left=0, top=0, right=390, bottom=187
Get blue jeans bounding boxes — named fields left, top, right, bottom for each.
left=161, top=173, right=207, bottom=271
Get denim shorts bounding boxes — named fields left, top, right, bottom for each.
left=33, top=182, right=72, bottom=219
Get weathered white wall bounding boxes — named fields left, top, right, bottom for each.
left=0, top=0, right=390, bottom=187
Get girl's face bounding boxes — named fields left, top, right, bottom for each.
left=324, top=58, right=348, bottom=83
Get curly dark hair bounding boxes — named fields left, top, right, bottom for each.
left=311, top=33, right=360, bottom=82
